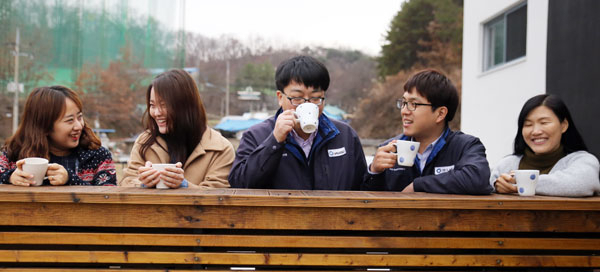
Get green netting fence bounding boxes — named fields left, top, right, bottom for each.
left=0, top=0, right=185, bottom=88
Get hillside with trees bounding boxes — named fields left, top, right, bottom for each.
left=184, top=33, right=376, bottom=119
left=0, top=0, right=462, bottom=144
left=0, top=1, right=377, bottom=142
left=352, top=0, right=463, bottom=139
left=0, top=0, right=184, bottom=140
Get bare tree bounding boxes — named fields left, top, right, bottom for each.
left=75, top=44, right=148, bottom=137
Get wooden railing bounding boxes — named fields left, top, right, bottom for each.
left=0, top=185, right=599, bottom=271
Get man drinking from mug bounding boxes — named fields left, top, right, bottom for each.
left=363, top=69, right=492, bottom=194
left=229, top=55, right=367, bottom=190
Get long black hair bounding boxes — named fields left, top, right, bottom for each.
left=140, top=69, right=207, bottom=165
left=514, top=94, right=587, bottom=155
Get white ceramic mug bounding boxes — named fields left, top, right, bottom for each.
left=294, top=103, right=319, bottom=134
left=22, top=157, right=49, bottom=186
left=392, top=140, right=420, bottom=167
left=514, top=169, right=539, bottom=196
left=152, top=163, right=176, bottom=189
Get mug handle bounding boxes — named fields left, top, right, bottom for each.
left=292, top=112, right=300, bottom=124
left=510, top=172, right=517, bottom=187
left=389, top=142, right=398, bottom=156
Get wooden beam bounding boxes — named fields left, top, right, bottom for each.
left=0, top=251, right=598, bottom=267
left=1, top=232, right=598, bottom=250
left=0, top=186, right=598, bottom=211
left=0, top=267, right=382, bottom=272
left=0, top=270, right=203, bottom=272
left=0, top=202, right=598, bottom=232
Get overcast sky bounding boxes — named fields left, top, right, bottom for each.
left=183, top=1, right=404, bottom=56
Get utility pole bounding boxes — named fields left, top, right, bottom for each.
left=12, top=28, right=20, bottom=135
left=225, top=60, right=230, bottom=116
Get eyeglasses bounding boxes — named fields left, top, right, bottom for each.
left=282, top=93, right=325, bottom=106
left=396, top=99, right=433, bottom=111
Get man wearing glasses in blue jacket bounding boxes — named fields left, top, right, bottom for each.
left=363, top=69, right=493, bottom=194
left=229, top=55, right=367, bottom=190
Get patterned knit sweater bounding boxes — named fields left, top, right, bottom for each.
left=0, top=146, right=117, bottom=186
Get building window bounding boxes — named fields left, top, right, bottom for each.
left=483, top=2, right=527, bottom=71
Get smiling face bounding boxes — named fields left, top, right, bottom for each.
left=522, top=105, right=569, bottom=155
left=48, top=98, right=83, bottom=156
left=149, top=87, right=169, bottom=134
left=401, top=88, right=446, bottom=143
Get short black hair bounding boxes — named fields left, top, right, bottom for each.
left=513, top=94, right=587, bottom=155
left=403, top=69, right=459, bottom=124
left=275, top=55, right=330, bottom=92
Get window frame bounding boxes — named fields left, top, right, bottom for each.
left=482, top=1, right=527, bottom=72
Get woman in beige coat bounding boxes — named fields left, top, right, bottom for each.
left=120, top=69, right=234, bottom=188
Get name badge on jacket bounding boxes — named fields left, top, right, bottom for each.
left=435, top=165, right=454, bottom=175
left=328, top=147, right=346, bottom=157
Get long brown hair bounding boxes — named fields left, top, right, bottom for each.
left=140, top=69, right=207, bottom=165
left=3, top=86, right=101, bottom=161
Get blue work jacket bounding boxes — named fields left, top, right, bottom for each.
left=229, top=108, right=367, bottom=190
left=363, top=128, right=493, bottom=194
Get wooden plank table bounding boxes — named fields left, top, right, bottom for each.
left=0, top=185, right=598, bottom=271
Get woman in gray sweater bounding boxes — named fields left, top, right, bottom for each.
left=491, top=94, right=600, bottom=197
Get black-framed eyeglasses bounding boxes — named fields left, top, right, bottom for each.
left=282, top=93, right=325, bottom=106
left=396, top=99, right=433, bottom=111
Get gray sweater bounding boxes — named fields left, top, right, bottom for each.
left=490, top=151, right=600, bottom=197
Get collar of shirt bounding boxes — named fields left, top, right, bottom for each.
left=290, top=129, right=317, bottom=158
left=415, top=133, right=443, bottom=172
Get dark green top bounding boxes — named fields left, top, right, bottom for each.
left=519, top=145, right=566, bottom=174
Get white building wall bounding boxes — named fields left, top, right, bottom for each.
left=461, top=0, right=548, bottom=167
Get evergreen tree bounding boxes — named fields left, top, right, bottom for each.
left=377, top=0, right=462, bottom=78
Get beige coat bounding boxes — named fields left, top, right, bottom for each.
left=120, top=128, right=234, bottom=188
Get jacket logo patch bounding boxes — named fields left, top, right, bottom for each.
left=328, top=147, right=346, bottom=157
left=435, top=165, right=454, bottom=175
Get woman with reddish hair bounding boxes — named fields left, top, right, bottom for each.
left=0, top=86, right=116, bottom=186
